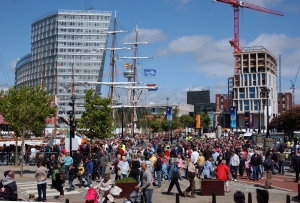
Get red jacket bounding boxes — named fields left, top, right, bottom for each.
left=216, top=163, right=230, bottom=181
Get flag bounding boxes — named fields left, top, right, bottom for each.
left=166, top=107, right=172, bottom=121
left=147, top=84, right=158, bottom=91
left=124, top=63, right=131, bottom=68
left=144, top=69, right=156, bottom=76
left=57, top=62, right=62, bottom=66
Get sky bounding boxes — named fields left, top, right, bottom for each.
left=0, top=0, right=300, bottom=106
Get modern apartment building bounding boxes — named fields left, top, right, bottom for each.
left=233, top=46, right=278, bottom=130
left=15, top=10, right=112, bottom=121
left=278, top=92, right=292, bottom=114
left=215, top=94, right=230, bottom=128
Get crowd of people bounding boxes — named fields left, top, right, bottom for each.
left=0, top=133, right=299, bottom=203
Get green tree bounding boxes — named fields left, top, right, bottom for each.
left=0, top=86, right=56, bottom=176
left=77, top=89, right=113, bottom=141
left=161, top=118, right=171, bottom=132
left=179, top=114, right=195, bottom=128
left=270, top=106, right=300, bottom=137
left=149, top=120, right=161, bottom=133
left=200, top=111, right=211, bottom=129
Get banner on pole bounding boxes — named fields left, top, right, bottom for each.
left=230, top=107, right=237, bottom=129
left=196, top=114, right=201, bottom=129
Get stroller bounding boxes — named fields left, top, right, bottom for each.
left=130, top=190, right=142, bottom=203
left=162, top=163, right=169, bottom=180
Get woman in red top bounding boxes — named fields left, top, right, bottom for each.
left=215, top=159, right=230, bottom=193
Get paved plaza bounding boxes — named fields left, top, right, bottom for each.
left=1, top=165, right=297, bottom=203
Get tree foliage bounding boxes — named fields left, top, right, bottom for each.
left=77, top=89, right=113, bottom=140
left=0, top=86, right=57, bottom=176
left=270, top=106, right=300, bottom=137
left=179, top=114, right=195, bottom=128
left=200, top=111, right=211, bottom=129
left=149, top=120, right=161, bottom=133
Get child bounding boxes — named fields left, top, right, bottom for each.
left=123, top=195, right=131, bottom=203
left=28, top=194, right=35, bottom=202
left=78, top=162, right=85, bottom=188
left=68, top=164, right=75, bottom=191
left=245, top=157, right=251, bottom=180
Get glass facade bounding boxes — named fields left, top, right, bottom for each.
left=15, top=10, right=112, bottom=118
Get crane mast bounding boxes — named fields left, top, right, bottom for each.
left=290, top=66, right=300, bottom=106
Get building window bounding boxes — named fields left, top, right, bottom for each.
left=244, top=100, right=249, bottom=111
left=239, top=88, right=245, bottom=99
left=239, top=100, right=243, bottom=111
left=249, top=87, right=255, bottom=98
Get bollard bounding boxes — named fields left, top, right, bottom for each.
left=212, top=192, right=216, bottom=203
left=248, top=192, right=252, bottom=203
left=286, top=195, right=290, bottom=203
left=65, top=198, right=69, bottom=203
left=176, top=193, right=180, bottom=203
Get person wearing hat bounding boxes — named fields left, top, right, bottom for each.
left=166, top=158, right=185, bottom=197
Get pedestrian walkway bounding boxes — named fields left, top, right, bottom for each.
left=17, top=181, right=82, bottom=199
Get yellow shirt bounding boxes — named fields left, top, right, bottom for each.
left=197, top=155, right=205, bottom=166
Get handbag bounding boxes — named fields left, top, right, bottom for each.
left=117, top=169, right=121, bottom=176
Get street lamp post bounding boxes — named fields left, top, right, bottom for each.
left=264, top=88, right=271, bottom=138
left=121, top=106, right=124, bottom=139
left=258, top=100, right=261, bottom=134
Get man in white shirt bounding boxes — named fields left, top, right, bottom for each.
left=191, top=147, right=199, bottom=165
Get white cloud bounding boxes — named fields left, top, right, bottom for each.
left=122, top=28, right=167, bottom=44
left=157, top=35, right=234, bottom=76
left=244, top=0, right=283, bottom=8
left=9, top=59, right=18, bottom=72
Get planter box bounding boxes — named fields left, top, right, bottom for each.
left=200, top=179, right=224, bottom=196
left=115, top=182, right=137, bottom=198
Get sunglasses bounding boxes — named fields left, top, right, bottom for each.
left=234, top=196, right=244, bottom=199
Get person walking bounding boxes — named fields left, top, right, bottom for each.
left=154, top=153, right=162, bottom=188
left=251, top=150, right=261, bottom=181
left=264, top=152, right=273, bottom=189
left=63, top=152, right=73, bottom=180
left=54, top=163, right=65, bottom=201
left=183, top=157, right=197, bottom=198
left=35, top=161, right=48, bottom=202
left=99, top=149, right=108, bottom=179
left=216, top=160, right=230, bottom=193
left=67, top=164, right=76, bottom=191
left=277, top=150, right=286, bottom=175
left=229, top=150, right=240, bottom=182
left=85, top=157, right=94, bottom=189
left=167, top=158, right=185, bottom=197
left=293, top=151, right=300, bottom=182
left=135, top=162, right=154, bottom=203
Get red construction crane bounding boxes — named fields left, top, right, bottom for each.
left=213, top=0, right=283, bottom=53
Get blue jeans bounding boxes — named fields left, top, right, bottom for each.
left=100, top=166, right=106, bottom=178
left=85, top=174, right=92, bottom=187
left=65, top=165, right=69, bottom=180
left=260, top=165, right=264, bottom=178
left=230, top=165, right=238, bottom=179
left=278, top=161, right=285, bottom=175
left=143, top=189, right=153, bottom=203
left=37, top=183, right=46, bottom=201
left=156, top=170, right=162, bottom=187
left=252, top=165, right=259, bottom=180
left=121, top=174, right=127, bottom=179
left=68, top=180, right=74, bottom=190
